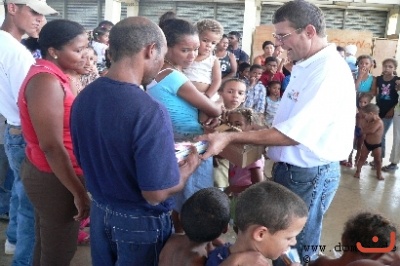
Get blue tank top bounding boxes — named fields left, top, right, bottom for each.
left=147, top=70, right=203, bottom=141
left=356, top=73, right=373, bottom=93
left=219, top=51, right=232, bottom=77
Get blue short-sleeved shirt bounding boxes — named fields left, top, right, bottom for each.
left=71, top=77, right=180, bottom=213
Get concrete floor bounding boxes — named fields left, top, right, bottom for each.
left=1, top=130, right=399, bottom=265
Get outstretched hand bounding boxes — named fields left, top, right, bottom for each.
left=194, top=131, right=232, bottom=160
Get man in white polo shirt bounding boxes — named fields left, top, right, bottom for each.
left=0, top=0, right=57, bottom=264
left=198, top=1, right=355, bottom=265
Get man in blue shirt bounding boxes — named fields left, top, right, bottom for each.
left=70, top=17, right=200, bottom=265
left=228, top=31, right=250, bottom=65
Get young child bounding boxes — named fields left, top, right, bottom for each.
left=206, top=181, right=308, bottom=266
left=309, top=212, right=397, bottom=266
left=219, top=78, right=247, bottom=112
left=183, top=19, right=223, bottom=99
left=243, top=64, right=267, bottom=114
left=213, top=79, right=247, bottom=190
left=237, top=62, right=251, bottom=86
left=265, top=81, right=281, bottom=127
left=342, top=93, right=373, bottom=167
left=80, top=46, right=99, bottom=89
left=354, top=55, right=376, bottom=95
left=260, top=56, right=285, bottom=88
left=354, top=103, right=384, bottom=180
left=375, top=58, right=399, bottom=165
left=224, top=108, right=264, bottom=196
left=91, top=26, right=109, bottom=73
left=159, top=187, right=230, bottom=266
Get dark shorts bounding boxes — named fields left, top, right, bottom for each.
left=364, top=140, right=382, bottom=151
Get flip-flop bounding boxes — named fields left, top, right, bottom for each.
left=77, top=230, right=90, bottom=245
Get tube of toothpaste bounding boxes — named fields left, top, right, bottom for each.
left=280, top=248, right=301, bottom=265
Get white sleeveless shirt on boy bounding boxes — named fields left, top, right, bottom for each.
left=183, top=55, right=216, bottom=84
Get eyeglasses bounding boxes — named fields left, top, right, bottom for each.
left=272, top=28, right=303, bottom=42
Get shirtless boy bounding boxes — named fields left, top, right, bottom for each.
left=354, top=103, right=384, bottom=180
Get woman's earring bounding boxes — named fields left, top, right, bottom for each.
left=54, top=55, right=58, bottom=59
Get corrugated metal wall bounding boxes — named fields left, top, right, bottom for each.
left=261, top=4, right=388, bottom=37
left=45, top=1, right=388, bottom=37
left=46, top=0, right=103, bottom=30
left=136, top=1, right=245, bottom=35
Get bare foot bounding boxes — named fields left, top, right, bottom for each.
left=377, top=175, right=384, bottom=181
left=354, top=172, right=360, bottom=178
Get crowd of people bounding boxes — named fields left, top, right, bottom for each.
left=0, top=0, right=399, bottom=265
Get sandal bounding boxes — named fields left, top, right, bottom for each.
left=80, top=217, right=90, bottom=228
left=77, top=230, right=90, bottom=245
left=382, top=164, right=399, bottom=172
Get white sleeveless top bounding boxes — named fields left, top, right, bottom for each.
left=183, top=55, right=216, bottom=84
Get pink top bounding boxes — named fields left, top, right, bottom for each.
left=228, top=159, right=264, bottom=187
left=18, top=59, right=83, bottom=175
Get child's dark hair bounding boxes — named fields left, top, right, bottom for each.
left=265, top=56, right=278, bottom=65
left=181, top=188, right=230, bottom=243
left=218, top=78, right=246, bottom=92
left=235, top=181, right=308, bottom=234
left=250, top=64, right=263, bottom=72
left=227, top=108, right=254, bottom=126
left=382, top=58, right=398, bottom=69
left=238, top=62, right=251, bottom=73
left=92, top=26, right=109, bottom=42
left=98, top=20, right=114, bottom=29
left=268, top=81, right=281, bottom=89
left=158, top=11, right=176, bottom=28
left=358, top=92, right=373, bottom=103
left=39, top=19, right=85, bottom=58
left=262, top=40, right=274, bottom=49
left=356, top=55, right=376, bottom=69
left=267, top=81, right=281, bottom=96
left=361, top=103, right=379, bottom=114
left=342, top=212, right=397, bottom=255
left=160, top=18, right=198, bottom=48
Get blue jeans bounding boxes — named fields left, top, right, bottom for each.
left=90, top=199, right=172, bottom=266
left=4, top=125, right=35, bottom=266
left=0, top=144, right=14, bottom=214
left=173, top=157, right=213, bottom=212
left=272, top=161, right=340, bottom=264
left=381, top=117, right=393, bottom=158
